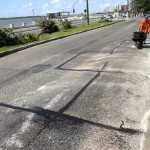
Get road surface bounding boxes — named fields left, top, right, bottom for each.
left=0, top=17, right=150, bottom=150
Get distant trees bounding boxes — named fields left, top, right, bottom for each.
left=130, top=0, right=150, bottom=14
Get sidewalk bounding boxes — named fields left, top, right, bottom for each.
left=13, top=26, right=40, bottom=33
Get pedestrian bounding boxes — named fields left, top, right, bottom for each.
left=138, top=15, right=150, bottom=43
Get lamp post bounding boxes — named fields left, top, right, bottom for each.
left=32, top=9, right=34, bottom=19
left=73, top=0, right=80, bottom=14
left=72, top=0, right=89, bottom=25
left=86, top=0, right=89, bottom=25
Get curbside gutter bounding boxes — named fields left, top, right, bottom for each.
left=0, top=21, right=123, bottom=58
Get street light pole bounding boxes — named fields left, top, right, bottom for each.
left=73, top=0, right=80, bottom=14
left=32, top=9, right=34, bottom=19
left=127, top=0, right=130, bottom=18
left=86, top=0, right=89, bottom=25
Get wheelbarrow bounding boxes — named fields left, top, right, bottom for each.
left=132, top=32, right=146, bottom=49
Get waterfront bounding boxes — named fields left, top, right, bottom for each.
left=0, top=16, right=46, bottom=28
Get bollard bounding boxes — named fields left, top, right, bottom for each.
left=22, top=22, right=26, bottom=28
left=32, top=21, right=36, bottom=25
left=9, top=24, right=14, bottom=28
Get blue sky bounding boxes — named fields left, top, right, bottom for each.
left=0, top=0, right=127, bottom=18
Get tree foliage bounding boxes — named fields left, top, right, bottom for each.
left=60, top=20, right=72, bottom=29
left=38, top=19, right=59, bottom=34
left=131, top=0, right=150, bottom=13
left=0, top=28, right=38, bottom=47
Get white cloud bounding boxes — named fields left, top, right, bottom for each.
left=50, top=0, right=61, bottom=4
left=43, top=3, right=49, bottom=9
left=42, top=3, right=50, bottom=13
left=28, top=2, right=32, bottom=6
left=101, top=3, right=111, bottom=9
left=24, top=2, right=32, bottom=8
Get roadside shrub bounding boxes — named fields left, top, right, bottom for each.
left=60, top=20, right=72, bottom=29
left=18, top=33, right=38, bottom=44
left=0, top=28, right=39, bottom=47
left=38, top=19, right=59, bottom=34
left=0, top=28, right=14, bottom=47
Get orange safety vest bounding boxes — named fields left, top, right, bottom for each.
left=139, top=19, right=150, bottom=33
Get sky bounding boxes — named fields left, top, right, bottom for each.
left=0, top=0, right=127, bottom=18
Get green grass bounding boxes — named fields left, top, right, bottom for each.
left=0, top=42, right=37, bottom=53
left=0, top=44, right=26, bottom=52
left=0, top=20, right=122, bottom=53
left=42, top=21, right=119, bottom=40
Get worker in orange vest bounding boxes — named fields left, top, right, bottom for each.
left=138, top=15, right=150, bottom=43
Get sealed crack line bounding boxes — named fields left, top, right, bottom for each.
left=21, top=62, right=108, bottom=149
left=110, top=40, right=128, bottom=54
left=55, top=50, right=99, bottom=70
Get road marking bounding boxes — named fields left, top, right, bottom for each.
left=26, top=91, right=36, bottom=95
left=36, top=81, right=57, bottom=92
left=4, top=134, right=23, bottom=148
left=21, top=114, right=35, bottom=133
left=37, top=85, right=47, bottom=91
left=140, top=110, right=150, bottom=150
left=2, top=89, right=69, bottom=148
left=131, top=45, right=136, bottom=48
left=44, top=89, right=70, bottom=109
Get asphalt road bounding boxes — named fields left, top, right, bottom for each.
left=1, top=17, right=150, bottom=150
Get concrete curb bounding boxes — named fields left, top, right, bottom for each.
left=0, top=21, right=123, bottom=58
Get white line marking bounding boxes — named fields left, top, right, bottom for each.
left=3, top=89, right=69, bottom=148
left=26, top=91, right=36, bottom=95
left=5, top=134, right=23, bottom=148
left=37, top=85, right=47, bottom=91
left=36, top=81, right=57, bottom=92
left=20, top=114, right=35, bottom=133
left=44, top=89, right=69, bottom=109
left=140, top=110, right=150, bottom=150
left=131, top=46, right=136, bottom=48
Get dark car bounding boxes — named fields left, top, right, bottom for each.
left=143, top=14, right=150, bottom=18
left=106, top=15, right=113, bottom=19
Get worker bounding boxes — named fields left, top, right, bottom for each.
left=138, top=15, right=150, bottom=43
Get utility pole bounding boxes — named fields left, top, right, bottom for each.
left=86, top=0, right=89, bottom=25
left=127, top=0, right=130, bottom=18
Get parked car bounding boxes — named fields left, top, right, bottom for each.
left=106, top=15, right=113, bottom=19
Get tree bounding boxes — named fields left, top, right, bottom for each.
left=131, top=0, right=150, bottom=14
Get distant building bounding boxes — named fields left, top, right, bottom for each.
left=47, top=12, right=70, bottom=21
left=121, top=5, right=128, bottom=12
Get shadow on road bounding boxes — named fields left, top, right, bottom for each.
left=0, top=102, right=142, bottom=135
left=56, top=50, right=99, bottom=69
left=143, top=45, right=150, bottom=48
